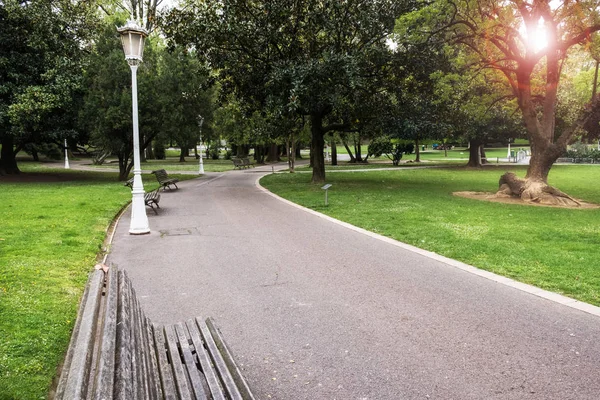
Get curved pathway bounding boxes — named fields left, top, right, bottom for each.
left=107, top=165, right=600, bottom=400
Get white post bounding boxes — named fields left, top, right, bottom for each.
left=507, top=142, right=511, bottom=159
left=128, top=64, right=150, bottom=235
left=199, top=135, right=204, bottom=174
left=64, top=139, right=70, bottom=169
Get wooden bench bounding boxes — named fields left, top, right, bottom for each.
left=241, top=158, right=254, bottom=169
left=232, top=158, right=245, bottom=170
left=151, top=169, right=179, bottom=190
left=145, top=188, right=161, bottom=214
left=124, top=181, right=161, bottom=214
left=232, top=158, right=254, bottom=170
left=56, top=266, right=255, bottom=400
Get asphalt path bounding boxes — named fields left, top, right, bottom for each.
left=107, top=164, right=600, bottom=400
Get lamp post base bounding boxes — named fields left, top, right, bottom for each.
left=129, top=189, right=150, bottom=235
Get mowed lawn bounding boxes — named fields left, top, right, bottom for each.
left=261, top=164, right=600, bottom=307
left=0, top=168, right=192, bottom=399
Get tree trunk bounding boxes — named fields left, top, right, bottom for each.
left=341, top=135, right=356, bottom=163
left=415, top=136, right=421, bottom=163
left=331, top=139, right=337, bottom=166
left=466, top=138, right=483, bottom=167
left=179, top=148, right=186, bottom=162
left=354, top=135, right=363, bottom=162
left=310, top=113, right=326, bottom=183
left=497, top=172, right=580, bottom=206
left=266, top=143, right=279, bottom=162
left=0, top=135, right=20, bottom=174
left=480, top=144, right=488, bottom=165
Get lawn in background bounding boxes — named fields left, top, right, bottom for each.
left=0, top=167, right=194, bottom=399
left=261, top=164, right=600, bottom=306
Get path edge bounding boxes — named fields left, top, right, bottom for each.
left=256, top=175, right=600, bottom=318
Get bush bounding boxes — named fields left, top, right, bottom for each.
left=209, top=148, right=220, bottom=160
left=224, top=150, right=233, bottom=160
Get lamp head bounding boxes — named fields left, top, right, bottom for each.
left=117, top=21, right=148, bottom=63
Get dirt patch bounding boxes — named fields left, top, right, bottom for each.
left=453, top=191, right=600, bottom=209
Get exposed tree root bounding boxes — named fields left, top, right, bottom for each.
left=496, top=172, right=581, bottom=207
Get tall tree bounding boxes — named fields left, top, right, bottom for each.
left=163, top=0, right=411, bottom=183
left=428, top=0, right=600, bottom=205
left=0, top=0, right=99, bottom=174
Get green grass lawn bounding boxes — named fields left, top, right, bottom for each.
left=261, top=164, right=600, bottom=307
left=0, top=167, right=195, bottom=400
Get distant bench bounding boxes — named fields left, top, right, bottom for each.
left=232, top=158, right=254, bottom=170
left=152, top=169, right=179, bottom=190
left=56, top=266, right=255, bottom=400
left=124, top=180, right=161, bottom=214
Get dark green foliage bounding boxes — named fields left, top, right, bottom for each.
left=368, top=137, right=404, bottom=165
left=0, top=0, right=99, bottom=174
left=163, top=0, right=413, bottom=182
left=154, top=141, right=166, bottom=160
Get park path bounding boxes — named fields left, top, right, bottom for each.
left=107, top=164, right=600, bottom=400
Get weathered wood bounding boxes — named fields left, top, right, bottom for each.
left=58, top=267, right=255, bottom=400
left=163, top=324, right=193, bottom=400
left=206, top=317, right=256, bottom=400
left=144, top=317, right=163, bottom=400
left=144, top=189, right=161, bottom=214
left=130, top=285, right=149, bottom=399
left=115, top=270, right=134, bottom=400
left=197, top=317, right=244, bottom=400
left=175, top=322, right=209, bottom=400
left=152, top=324, right=178, bottom=400
left=186, top=319, right=226, bottom=400
left=55, top=270, right=104, bottom=399
left=93, top=266, right=118, bottom=400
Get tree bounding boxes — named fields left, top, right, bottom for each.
left=429, top=0, right=600, bottom=205
left=156, top=47, right=215, bottom=162
left=80, top=18, right=161, bottom=180
left=163, top=0, right=411, bottom=183
left=0, top=0, right=99, bottom=174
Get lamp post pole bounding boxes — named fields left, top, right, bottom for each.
left=198, top=115, right=204, bottom=175
left=119, top=21, right=150, bottom=235
left=64, top=139, right=70, bottom=169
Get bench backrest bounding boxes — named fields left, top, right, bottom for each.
left=56, top=267, right=255, bottom=400
left=151, top=169, right=170, bottom=183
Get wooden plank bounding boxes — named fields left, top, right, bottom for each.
left=145, top=317, right=163, bottom=400
left=92, top=267, right=118, bottom=400
left=58, top=271, right=104, bottom=399
left=153, top=324, right=178, bottom=400
left=206, top=318, right=256, bottom=400
left=130, top=283, right=149, bottom=399
left=163, top=324, right=193, bottom=400
left=55, top=270, right=104, bottom=399
left=174, top=322, right=208, bottom=400
left=196, top=317, right=244, bottom=400
left=114, top=270, right=134, bottom=400
left=186, top=319, right=226, bottom=400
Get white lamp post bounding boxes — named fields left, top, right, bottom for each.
left=64, top=139, right=70, bottom=169
left=197, top=115, right=205, bottom=175
left=118, top=20, right=150, bottom=235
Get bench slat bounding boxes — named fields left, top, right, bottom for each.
left=130, top=284, right=150, bottom=399
left=186, top=319, right=226, bottom=400
left=163, top=325, right=193, bottom=400
left=56, top=270, right=104, bottom=399
left=153, top=324, right=178, bottom=400
left=175, top=322, right=209, bottom=400
left=93, top=266, right=118, bottom=399
left=197, top=317, right=244, bottom=400
left=206, top=317, right=256, bottom=400
left=145, top=317, right=163, bottom=400
left=115, top=270, right=134, bottom=400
